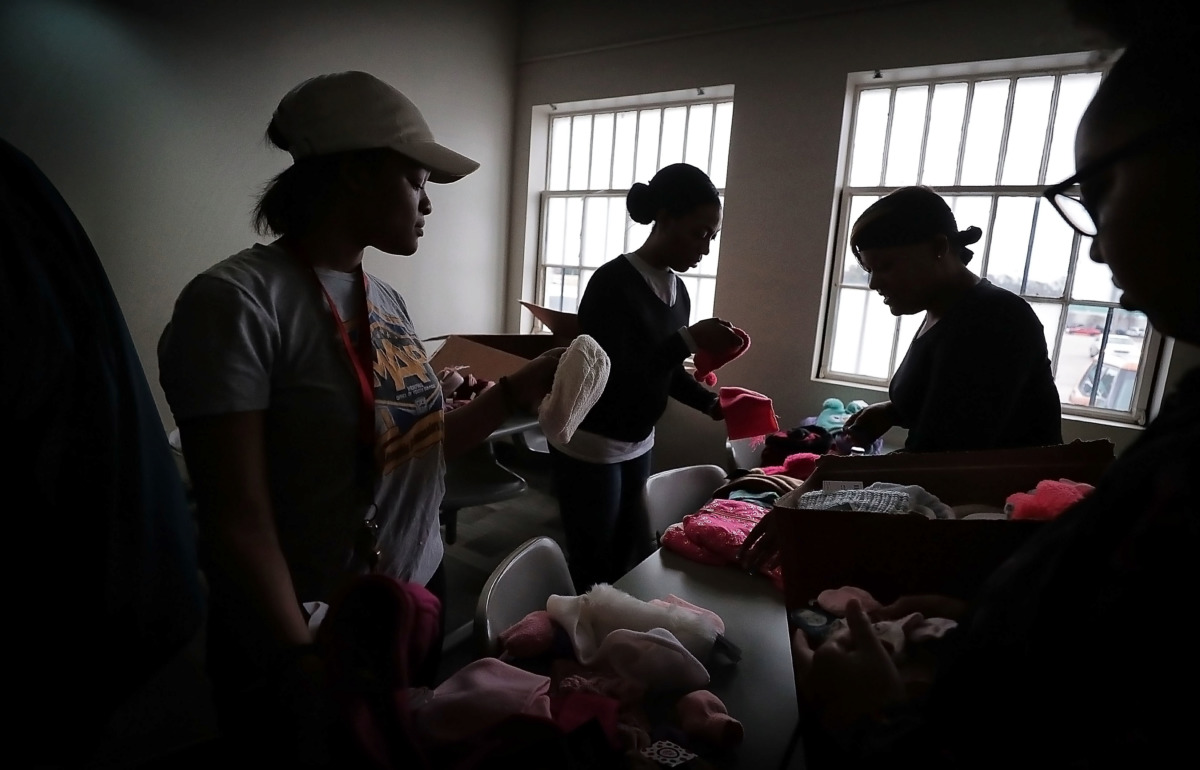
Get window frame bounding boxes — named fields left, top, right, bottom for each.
left=816, top=52, right=1163, bottom=426
left=527, top=86, right=735, bottom=326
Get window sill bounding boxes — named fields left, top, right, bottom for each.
left=814, top=376, right=1148, bottom=432
left=1061, top=411, right=1147, bottom=432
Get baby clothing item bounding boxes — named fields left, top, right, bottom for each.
left=576, top=626, right=711, bottom=693
left=439, top=367, right=495, bottom=411
left=814, top=397, right=869, bottom=434
left=1004, top=478, right=1095, bottom=521
left=676, top=689, right=744, bottom=748
left=660, top=497, right=786, bottom=591
left=438, top=366, right=466, bottom=399
left=796, top=482, right=953, bottom=519
left=498, top=609, right=558, bottom=659
left=759, top=451, right=820, bottom=480
left=719, top=386, right=779, bottom=441
left=822, top=613, right=958, bottom=660
left=816, top=586, right=884, bottom=616
left=761, top=425, right=833, bottom=465
left=539, top=334, right=611, bottom=444
left=411, top=657, right=554, bottom=744
left=547, top=584, right=722, bottom=667
left=797, top=486, right=909, bottom=514
left=649, top=594, right=726, bottom=635
left=693, top=326, right=751, bottom=387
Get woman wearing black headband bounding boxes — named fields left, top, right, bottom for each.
left=843, top=185, right=1062, bottom=452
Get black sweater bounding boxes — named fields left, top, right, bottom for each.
left=576, top=255, right=718, bottom=443
left=889, top=279, right=1062, bottom=452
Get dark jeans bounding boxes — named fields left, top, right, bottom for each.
left=549, top=446, right=652, bottom=592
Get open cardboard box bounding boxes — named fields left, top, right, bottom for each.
left=775, top=439, right=1116, bottom=610
left=426, top=302, right=579, bottom=382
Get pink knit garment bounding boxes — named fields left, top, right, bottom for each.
left=660, top=498, right=784, bottom=591
left=693, top=327, right=751, bottom=386
left=1005, top=478, right=1095, bottom=521
left=720, top=387, right=780, bottom=441
left=677, top=689, right=744, bottom=748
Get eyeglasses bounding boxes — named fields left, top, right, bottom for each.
left=1042, top=124, right=1179, bottom=238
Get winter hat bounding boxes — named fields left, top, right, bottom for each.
left=1005, top=478, right=1095, bottom=521
left=693, top=326, right=751, bottom=387
left=539, top=334, right=610, bottom=444
left=760, top=451, right=820, bottom=480
left=272, top=71, right=479, bottom=183
left=718, top=387, right=779, bottom=441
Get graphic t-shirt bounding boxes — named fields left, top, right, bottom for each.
left=159, top=244, right=446, bottom=602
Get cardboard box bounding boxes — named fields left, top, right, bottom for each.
left=427, top=333, right=557, bottom=382
left=775, top=440, right=1115, bottom=608
left=519, top=300, right=580, bottom=343
left=426, top=302, right=580, bottom=382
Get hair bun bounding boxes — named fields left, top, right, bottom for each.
left=626, top=182, right=657, bottom=225
left=958, top=225, right=983, bottom=246
left=266, top=119, right=292, bottom=152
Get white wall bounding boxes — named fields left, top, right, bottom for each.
left=511, top=0, right=1200, bottom=469
left=4, top=0, right=1196, bottom=463
left=1, top=0, right=519, bottom=430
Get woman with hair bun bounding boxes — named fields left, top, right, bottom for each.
left=548, top=162, right=743, bottom=592
left=843, top=185, right=1062, bottom=452
left=762, top=2, right=1200, bottom=764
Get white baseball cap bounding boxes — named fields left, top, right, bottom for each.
left=271, top=71, right=479, bottom=184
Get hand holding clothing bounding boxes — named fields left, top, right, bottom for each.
left=689, top=317, right=742, bottom=354
left=794, top=600, right=907, bottom=741
left=506, top=346, right=566, bottom=411
left=843, top=400, right=897, bottom=444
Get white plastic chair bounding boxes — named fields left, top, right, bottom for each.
left=473, top=535, right=575, bottom=658
left=727, top=437, right=765, bottom=470
left=641, top=464, right=729, bottom=552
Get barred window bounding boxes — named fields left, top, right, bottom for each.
left=535, top=89, right=734, bottom=324
left=821, top=58, right=1162, bottom=423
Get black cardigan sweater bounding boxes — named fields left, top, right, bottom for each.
left=575, top=255, right=718, bottom=443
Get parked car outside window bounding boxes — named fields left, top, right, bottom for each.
left=1068, top=356, right=1139, bottom=412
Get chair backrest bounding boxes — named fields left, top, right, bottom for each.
left=728, top=436, right=765, bottom=470
left=642, top=464, right=729, bottom=550
left=473, top=535, right=575, bottom=658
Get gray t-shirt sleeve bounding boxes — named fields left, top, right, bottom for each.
left=158, top=274, right=278, bottom=421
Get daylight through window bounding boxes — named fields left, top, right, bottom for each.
left=822, top=62, right=1160, bottom=422
left=536, top=95, right=734, bottom=324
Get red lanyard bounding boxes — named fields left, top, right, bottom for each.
left=313, top=269, right=376, bottom=452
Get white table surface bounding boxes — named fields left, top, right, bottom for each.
left=614, top=549, right=803, bottom=769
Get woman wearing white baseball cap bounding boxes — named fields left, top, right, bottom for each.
left=159, top=71, right=560, bottom=761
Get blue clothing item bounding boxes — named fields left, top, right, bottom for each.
left=889, top=279, right=1062, bottom=452
left=1, top=138, right=203, bottom=762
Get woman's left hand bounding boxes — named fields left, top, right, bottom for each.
left=506, top=347, right=566, bottom=411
